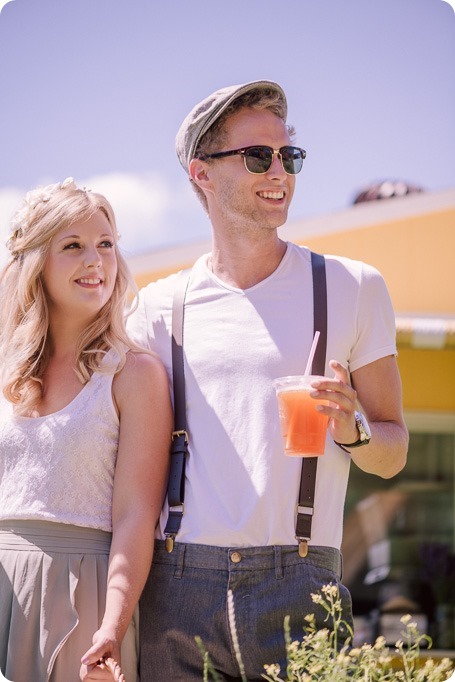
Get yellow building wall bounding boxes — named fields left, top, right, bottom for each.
left=299, top=206, right=455, bottom=413
left=135, top=266, right=184, bottom=290
left=397, top=348, right=455, bottom=412
left=298, top=208, right=455, bottom=315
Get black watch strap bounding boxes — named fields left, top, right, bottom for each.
left=334, top=438, right=369, bottom=450
left=334, top=412, right=371, bottom=450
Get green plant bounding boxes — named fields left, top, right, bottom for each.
left=196, top=585, right=455, bottom=681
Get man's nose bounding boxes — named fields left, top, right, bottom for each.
left=266, top=151, right=287, bottom=178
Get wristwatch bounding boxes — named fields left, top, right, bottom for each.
left=334, top=411, right=371, bottom=450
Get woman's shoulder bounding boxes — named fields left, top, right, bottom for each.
left=113, top=350, right=169, bottom=408
left=125, top=349, right=166, bottom=373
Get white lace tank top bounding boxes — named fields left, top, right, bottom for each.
left=0, top=357, right=119, bottom=531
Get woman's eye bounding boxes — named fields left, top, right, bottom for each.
left=99, top=240, right=114, bottom=248
left=63, top=242, right=80, bottom=250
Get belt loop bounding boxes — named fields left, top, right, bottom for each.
left=274, top=546, right=283, bottom=580
left=173, top=542, right=185, bottom=579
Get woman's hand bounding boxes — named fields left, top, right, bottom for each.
left=80, top=627, right=121, bottom=680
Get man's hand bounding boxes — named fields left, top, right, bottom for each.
left=309, top=359, right=360, bottom=445
left=310, top=355, right=408, bottom=478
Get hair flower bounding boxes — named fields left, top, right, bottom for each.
left=60, top=177, right=75, bottom=189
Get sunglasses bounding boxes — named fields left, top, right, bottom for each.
left=198, top=145, right=306, bottom=175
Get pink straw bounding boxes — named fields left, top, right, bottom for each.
left=304, top=331, right=320, bottom=375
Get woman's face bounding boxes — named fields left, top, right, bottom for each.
left=42, top=209, right=118, bottom=322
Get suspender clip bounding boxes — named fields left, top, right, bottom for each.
left=172, top=430, right=188, bottom=444
left=298, top=539, right=309, bottom=557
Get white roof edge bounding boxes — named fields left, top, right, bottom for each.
left=281, top=186, right=455, bottom=241
left=124, top=238, right=211, bottom=275
left=396, top=315, right=455, bottom=349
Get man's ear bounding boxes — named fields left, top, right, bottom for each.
left=189, top=158, right=211, bottom=189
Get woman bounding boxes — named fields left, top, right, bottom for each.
left=0, top=178, right=172, bottom=681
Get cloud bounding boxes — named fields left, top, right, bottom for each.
left=0, top=171, right=205, bottom=270
left=81, top=171, right=174, bottom=256
left=81, top=171, right=206, bottom=256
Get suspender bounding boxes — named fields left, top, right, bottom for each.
left=295, top=251, right=327, bottom=557
left=164, top=252, right=327, bottom=555
left=164, top=269, right=190, bottom=553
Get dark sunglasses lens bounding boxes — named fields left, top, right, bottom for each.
left=244, top=147, right=273, bottom=173
left=281, top=147, right=305, bottom=174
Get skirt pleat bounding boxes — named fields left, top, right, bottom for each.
left=0, top=520, right=138, bottom=682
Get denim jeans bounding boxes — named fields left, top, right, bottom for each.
left=139, top=540, right=352, bottom=681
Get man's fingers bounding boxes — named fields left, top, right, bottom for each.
left=329, top=359, right=350, bottom=385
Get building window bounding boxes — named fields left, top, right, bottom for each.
left=342, top=413, right=455, bottom=649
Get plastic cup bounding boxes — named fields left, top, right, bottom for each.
left=273, top=375, right=330, bottom=457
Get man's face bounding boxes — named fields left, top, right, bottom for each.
left=205, top=107, right=296, bottom=234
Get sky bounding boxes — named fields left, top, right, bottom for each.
left=0, top=0, right=454, bottom=269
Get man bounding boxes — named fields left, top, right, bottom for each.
left=128, top=80, right=408, bottom=681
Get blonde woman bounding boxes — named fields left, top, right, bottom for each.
left=0, top=179, right=172, bottom=682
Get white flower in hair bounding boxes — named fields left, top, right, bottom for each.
left=60, top=177, right=76, bottom=190
left=27, top=188, right=52, bottom=209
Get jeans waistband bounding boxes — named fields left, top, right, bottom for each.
left=153, top=540, right=342, bottom=578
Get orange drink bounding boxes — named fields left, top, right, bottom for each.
left=273, top=375, right=329, bottom=457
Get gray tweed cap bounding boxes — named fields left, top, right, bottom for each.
left=175, top=79, right=287, bottom=175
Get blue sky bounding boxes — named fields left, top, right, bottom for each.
left=0, top=0, right=454, bottom=268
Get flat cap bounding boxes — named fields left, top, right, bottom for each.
left=175, top=79, right=287, bottom=175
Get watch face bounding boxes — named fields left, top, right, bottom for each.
left=334, top=412, right=371, bottom=449
left=356, top=412, right=371, bottom=440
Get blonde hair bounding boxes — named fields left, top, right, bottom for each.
left=0, top=178, right=142, bottom=413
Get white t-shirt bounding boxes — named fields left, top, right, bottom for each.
left=127, top=243, right=397, bottom=549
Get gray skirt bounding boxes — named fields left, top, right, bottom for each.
left=0, top=520, right=138, bottom=682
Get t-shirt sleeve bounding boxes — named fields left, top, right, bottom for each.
left=126, top=288, right=151, bottom=349
left=349, top=262, right=397, bottom=373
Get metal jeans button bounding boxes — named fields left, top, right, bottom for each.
left=230, top=551, right=242, bottom=563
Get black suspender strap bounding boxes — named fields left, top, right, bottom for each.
left=164, top=269, right=191, bottom=552
left=295, top=251, right=327, bottom=557
left=164, top=252, right=327, bottom=557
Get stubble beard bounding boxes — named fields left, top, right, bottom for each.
left=216, top=178, right=288, bottom=238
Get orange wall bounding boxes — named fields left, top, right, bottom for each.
left=397, top=347, right=455, bottom=412
left=134, top=265, right=189, bottom=290
left=300, top=208, right=455, bottom=315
